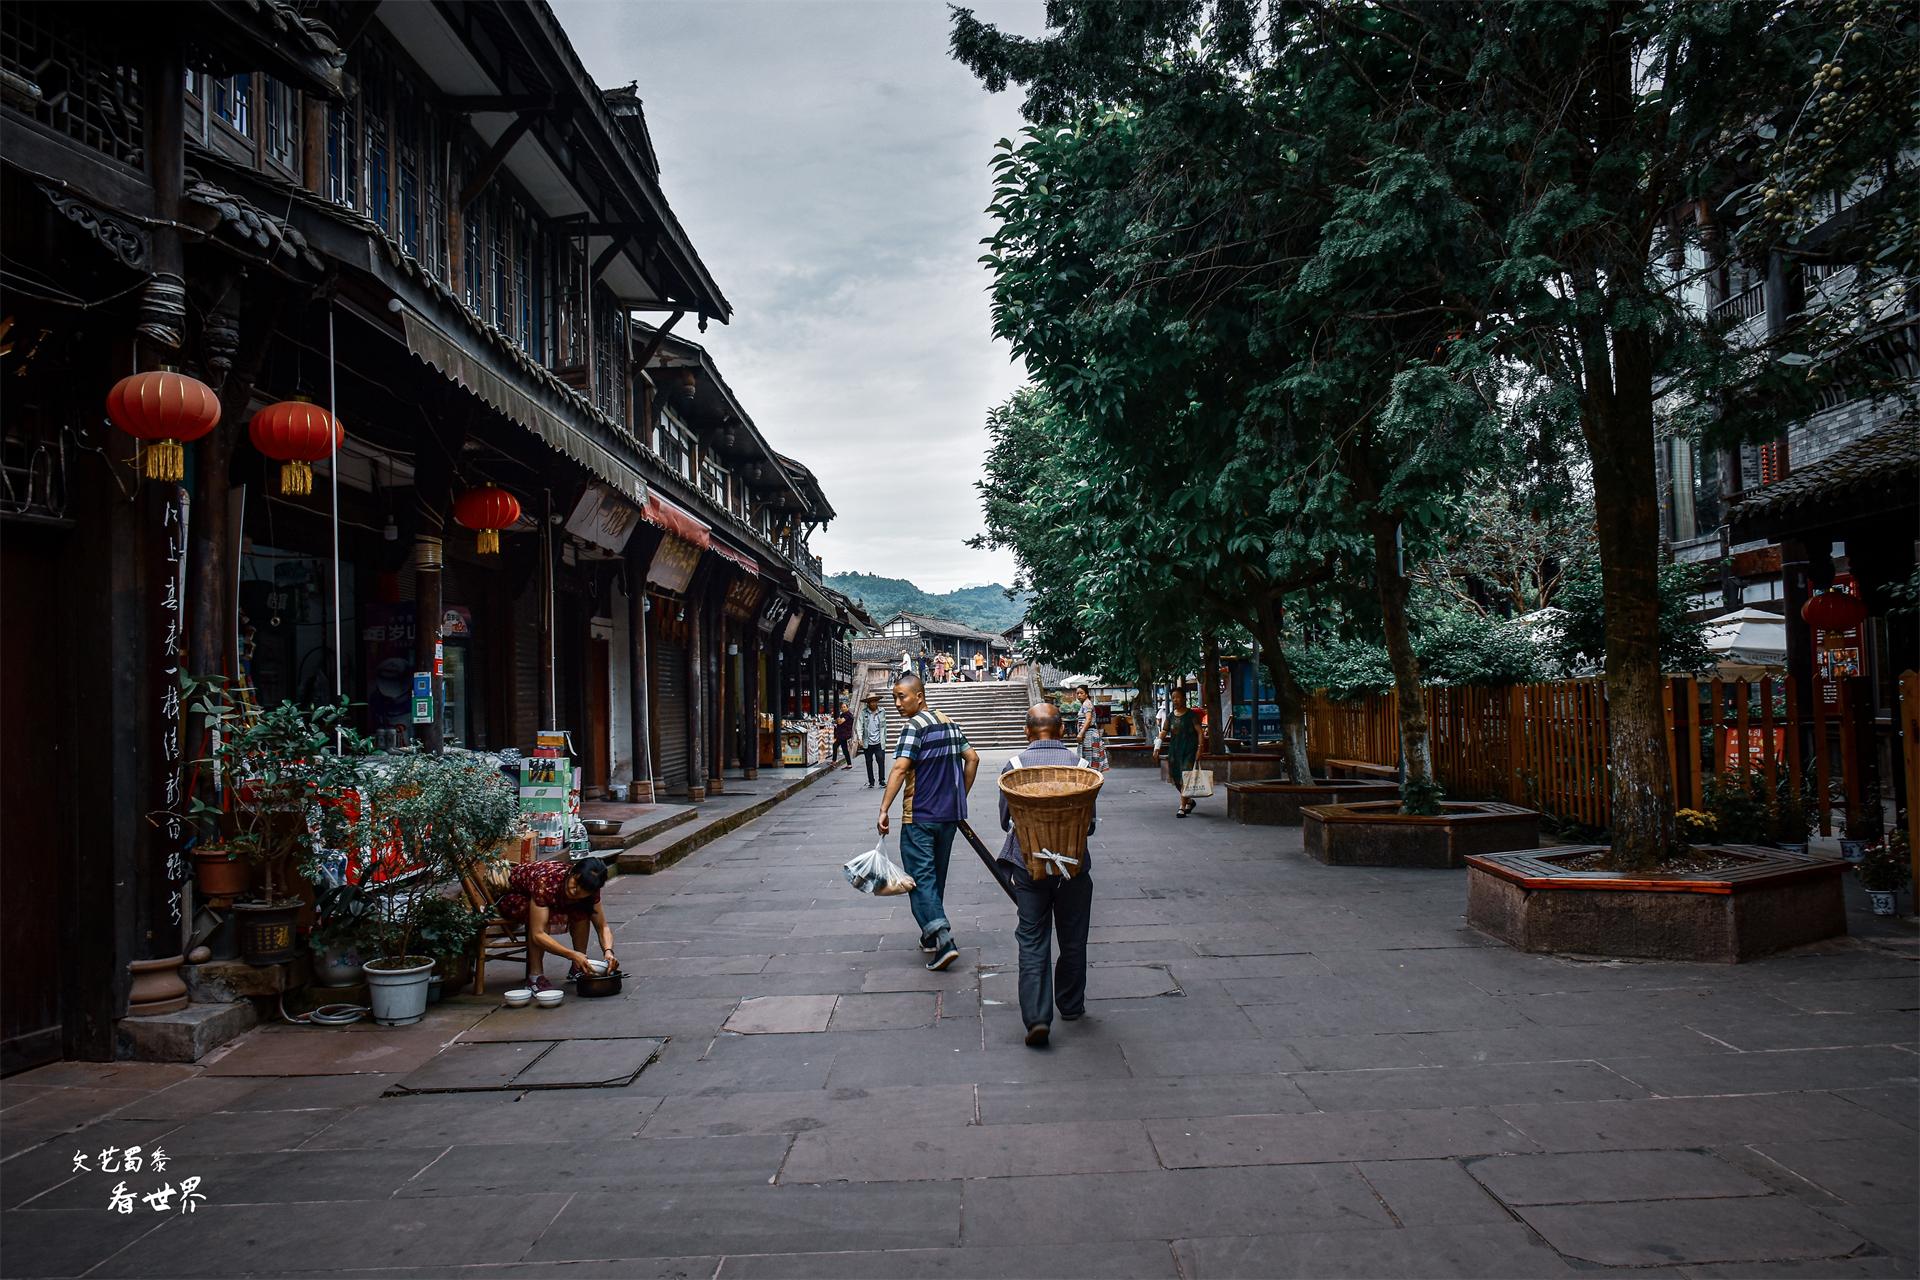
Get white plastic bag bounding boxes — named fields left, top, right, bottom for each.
left=843, top=837, right=916, bottom=897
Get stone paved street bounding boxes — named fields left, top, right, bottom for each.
left=4, top=756, right=1917, bottom=1278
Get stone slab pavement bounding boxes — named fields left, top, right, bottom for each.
left=4, top=755, right=1916, bottom=1278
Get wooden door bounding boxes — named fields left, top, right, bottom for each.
left=2, top=530, right=69, bottom=1072
left=586, top=636, right=610, bottom=796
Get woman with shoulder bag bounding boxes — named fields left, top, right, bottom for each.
left=1156, top=687, right=1205, bottom=817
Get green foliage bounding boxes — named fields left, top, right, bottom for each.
left=1857, top=828, right=1912, bottom=894
left=349, top=751, right=520, bottom=963
left=1548, top=555, right=1713, bottom=677
left=1700, top=770, right=1774, bottom=846
left=1399, top=774, right=1446, bottom=819
left=410, top=894, right=487, bottom=966
left=176, top=674, right=373, bottom=904
left=1291, top=608, right=1552, bottom=700
left=826, top=573, right=1029, bottom=633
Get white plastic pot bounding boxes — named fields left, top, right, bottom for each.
left=362, top=957, right=434, bottom=1026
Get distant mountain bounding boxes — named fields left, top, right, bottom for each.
left=827, top=573, right=1030, bottom=633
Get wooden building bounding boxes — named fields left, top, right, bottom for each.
left=0, top=0, right=845, bottom=1071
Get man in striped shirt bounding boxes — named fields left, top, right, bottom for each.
left=877, top=673, right=979, bottom=971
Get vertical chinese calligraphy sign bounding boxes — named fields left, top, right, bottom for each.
left=156, top=485, right=191, bottom=941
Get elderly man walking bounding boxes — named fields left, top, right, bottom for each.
left=856, top=692, right=888, bottom=788
left=877, top=673, right=978, bottom=971
left=998, top=703, right=1095, bottom=1047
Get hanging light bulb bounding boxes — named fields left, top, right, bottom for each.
left=383, top=515, right=399, bottom=542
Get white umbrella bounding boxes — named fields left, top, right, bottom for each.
left=1703, top=607, right=1787, bottom=673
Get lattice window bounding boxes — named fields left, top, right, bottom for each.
left=462, top=164, right=485, bottom=311
left=421, top=112, right=447, bottom=282
left=325, top=96, right=359, bottom=208
left=361, top=53, right=390, bottom=231
left=394, top=78, right=421, bottom=257
left=262, top=76, right=298, bottom=174
left=211, top=73, right=250, bottom=137
left=1, top=2, right=146, bottom=168
left=490, top=192, right=514, bottom=338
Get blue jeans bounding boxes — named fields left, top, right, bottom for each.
left=896, top=821, right=956, bottom=939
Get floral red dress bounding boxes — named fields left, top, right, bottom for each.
left=496, top=860, right=598, bottom=932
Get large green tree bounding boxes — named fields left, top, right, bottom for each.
left=957, top=0, right=1915, bottom=865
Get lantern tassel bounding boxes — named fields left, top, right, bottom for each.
left=477, top=528, right=500, bottom=555
left=280, top=460, right=312, bottom=496
left=144, top=440, right=185, bottom=482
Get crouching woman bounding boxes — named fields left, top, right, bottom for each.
left=496, top=856, right=617, bottom=990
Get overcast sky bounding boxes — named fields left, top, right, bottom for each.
left=552, top=0, right=1046, bottom=593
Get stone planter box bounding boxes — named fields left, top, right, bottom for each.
left=1302, top=800, right=1541, bottom=869
left=1199, top=754, right=1294, bottom=784
left=1466, top=845, right=1847, bottom=963
left=1106, top=743, right=1157, bottom=769
left=1228, top=778, right=1398, bottom=826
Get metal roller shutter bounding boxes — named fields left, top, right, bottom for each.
left=653, top=637, right=689, bottom=794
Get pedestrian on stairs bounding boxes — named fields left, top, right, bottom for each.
left=857, top=692, right=888, bottom=787
left=999, top=702, right=1094, bottom=1047
left=877, top=673, right=978, bottom=971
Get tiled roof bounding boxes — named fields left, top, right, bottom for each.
left=1730, top=417, right=1919, bottom=522
left=183, top=177, right=325, bottom=277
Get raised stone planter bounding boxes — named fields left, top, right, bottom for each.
left=1466, top=845, right=1847, bottom=962
left=1106, top=742, right=1156, bottom=769
left=1302, top=800, right=1541, bottom=869
left=1228, top=778, right=1398, bottom=826
left=1198, top=754, right=1294, bottom=784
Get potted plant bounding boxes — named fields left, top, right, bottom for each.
left=179, top=676, right=371, bottom=965
left=412, top=894, right=486, bottom=1001
left=1769, top=773, right=1814, bottom=855
left=310, top=884, right=376, bottom=987
left=1857, top=829, right=1910, bottom=917
left=352, top=751, right=518, bottom=1025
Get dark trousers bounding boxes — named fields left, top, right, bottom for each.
left=862, top=744, right=887, bottom=785
left=1010, top=861, right=1092, bottom=1028
left=833, top=738, right=853, bottom=767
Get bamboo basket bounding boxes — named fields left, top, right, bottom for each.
left=999, top=765, right=1103, bottom=879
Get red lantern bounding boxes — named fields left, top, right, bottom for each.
left=454, top=486, right=520, bottom=555
left=248, top=399, right=343, bottom=496
left=1802, top=586, right=1867, bottom=633
left=105, top=370, right=221, bottom=481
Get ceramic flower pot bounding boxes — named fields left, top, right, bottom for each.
left=312, top=941, right=366, bottom=987
left=1841, top=839, right=1868, bottom=863
left=192, top=847, right=251, bottom=898
left=126, top=955, right=188, bottom=1017
left=232, top=900, right=300, bottom=966
left=363, top=956, right=434, bottom=1026
left=1866, top=889, right=1897, bottom=917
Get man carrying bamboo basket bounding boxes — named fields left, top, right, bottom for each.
left=998, top=703, right=1096, bottom=1047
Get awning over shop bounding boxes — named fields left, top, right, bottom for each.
left=708, top=541, right=758, bottom=575
left=791, top=574, right=839, bottom=619
left=402, top=312, right=647, bottom=505
left=641, top=491, right=711, bottom=549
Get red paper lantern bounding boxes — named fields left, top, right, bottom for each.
left=105, top=370, right=221, bottom=481
left=249, top=399, right=343, bottom=496
left=453, top=486, right=520, bottom=555
left=1802, top=586, right=1867, bottom=633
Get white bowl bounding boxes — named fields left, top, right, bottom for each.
left=533, top=989, right=565, bottom=1007
left=585, top=959, right=610, bottom=975
left=502, top=988, right=533, bottom=1008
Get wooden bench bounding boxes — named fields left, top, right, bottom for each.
left=1323, top=757, right=1400, bottom=782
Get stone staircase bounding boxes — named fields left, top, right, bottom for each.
left=881, top=678, right=1033, bottom=750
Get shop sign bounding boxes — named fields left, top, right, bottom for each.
left=1812, top=572, right=1863, bottom=707
left=566, top=483, right=643, bottom=554
left=646, top=532, right=701, bottom=594
left=724, top=574, right=766, bottom=621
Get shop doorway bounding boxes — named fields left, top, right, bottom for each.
left=586, top=634, right=610, bottom=796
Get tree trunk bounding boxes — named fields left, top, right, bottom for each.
left=1370, top=515, right=1438, bottom=814
left=1581, top=327, right=1675, bottom=870
left=1202, top=633, right=1223, bottom=755
left=1248, top=603, right=1312, bottom=783
left=1133, top=658, right=1157, bottom=745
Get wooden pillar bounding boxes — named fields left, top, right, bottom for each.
left=1203, top=633, right=1223, bottom=754
left=770, top=639, right=784, bottom=766
left=743, top=626, right=761, bottom=780
left=685, top=579, right=707, bottom=802
left=707, top=589, right=725, bottom=795
left=412, top=424, right=454, bottom=752
left=627, top=573, right=652, bottom=802
left=537, top=509, right=555, bottom=734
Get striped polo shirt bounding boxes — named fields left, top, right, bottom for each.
left=894, top=709, right=971, bottom=824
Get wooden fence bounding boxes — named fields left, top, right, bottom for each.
left=1307, top=672, right=1917, bottom=849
